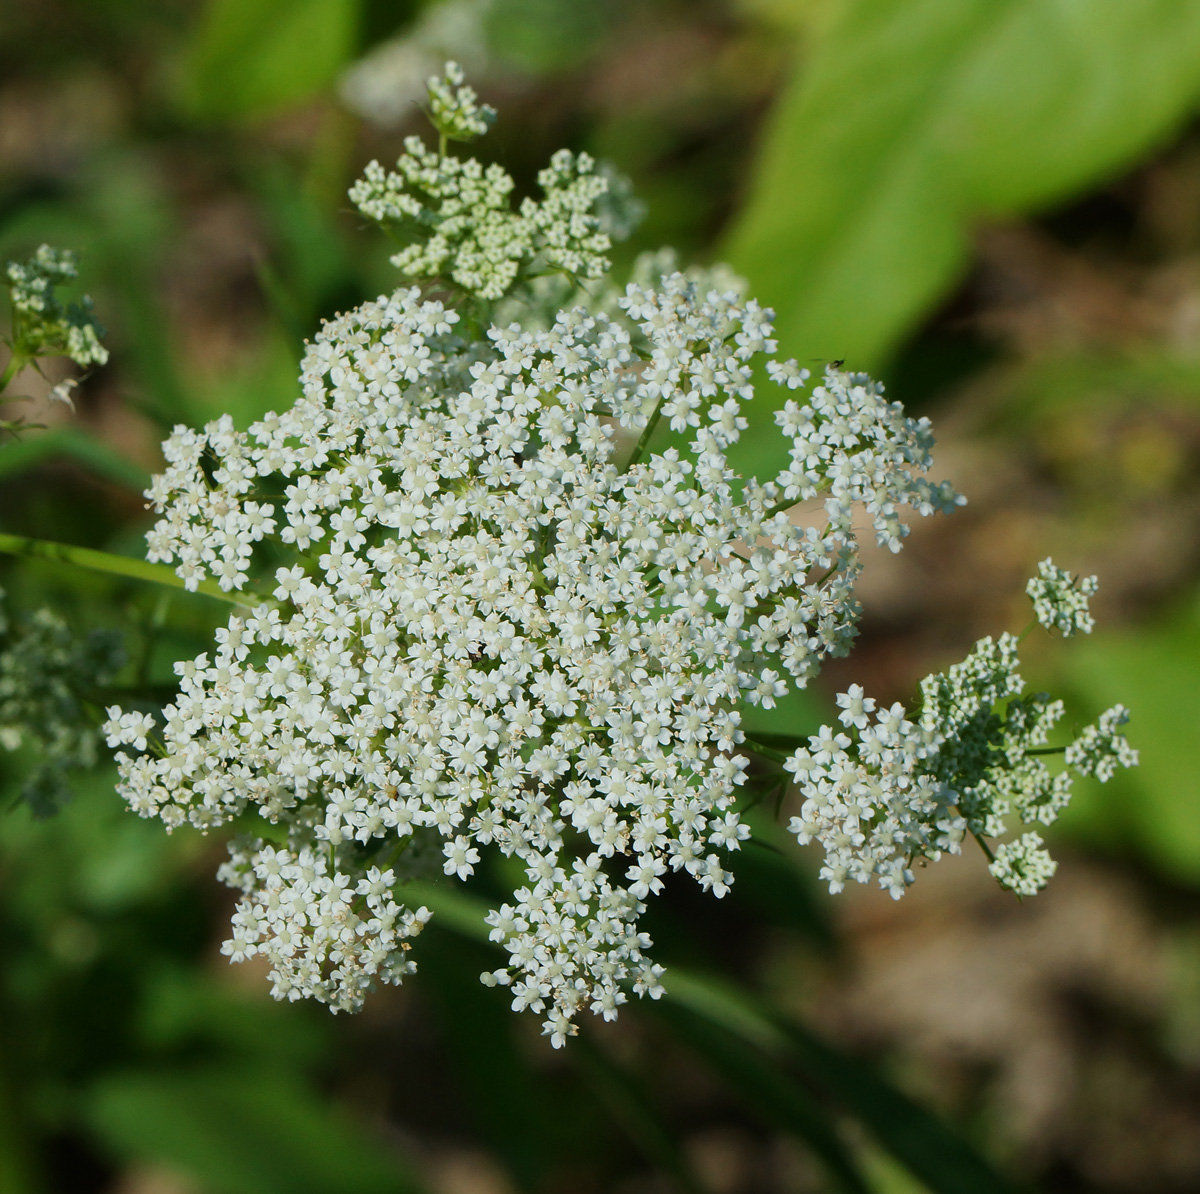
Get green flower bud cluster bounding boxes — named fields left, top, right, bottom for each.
left=1026, top=557, right=1098, bottom=636
left=5, top=245, right=108, bottom=370
left=426, top=60, right=495, bottom=141
left=0, top=588, right=125, bottom=818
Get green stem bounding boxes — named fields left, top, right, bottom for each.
left=971, top=831, right=996, bottom=864
left=741, top=734, right=791, bottom=765
left=622, top=396, right=666, bottom=474
left=1024, top=746, right=1067, bottom=756
left=0, top=532, right=261, bottom=607
left=762, top=495, right=799, bottom=521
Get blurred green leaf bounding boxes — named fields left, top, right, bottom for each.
left=0, top=428, right=149, bottom=493
left=408, top=882, right=1016, bottom=1193
left=485, top=0, right=612, bottom=75
left=662, top=969, right=1018, bottom=1194
left=726, top=0, right=1200, bottom=386
left=731, top=816, right=836, bottom=951
left=572, top=1034, right=707, bottom=1194
left=1061, top=598, right=1200, bottom=883
left=398, top=877, right=492, bottom=942
left=657, top=999, right=872, bottom=1194
left=179, top=0, right=362, bottom=123
left=417, top=928, right=574, bottom=1189
left=138, top=965, right=329, bottom=1073
left=88, top=1067, right=422, bottom=1194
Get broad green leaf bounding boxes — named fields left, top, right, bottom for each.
left=87, top=1067, right=422, bottom=1194
left=178, top=0, right=362, bottom=123
left=726, top=0, right=1200, bottom=382
left=0, top=1081, right=36, bottom=1194
left=1060, top=600, right=1200, bottom=883
left=732, top=813, right=836, bottom=951
left=485, top=0, right=612, bottom=74
left=397, top=877, right=492, bottom=942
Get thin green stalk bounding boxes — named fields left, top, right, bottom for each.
left=741, top=734, right=791, bottom=765
left=971, top=831, right=996, bottom=864
left=762, top=495, right=798, bottom=521
left=0, top=532, right=261, bottom=607
left=622, top=396, right=666, bottom=474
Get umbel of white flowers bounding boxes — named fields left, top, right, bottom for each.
left=104, top=66, right=1136, bottom=1047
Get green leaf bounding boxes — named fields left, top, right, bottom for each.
left=178, top=0, right=362, bottom=123
left=0, top=427, right=149, bottom=492
left=653, top=999, right=872, bottom=1194
left=401, top=871, right=1015, bottom=1193
left=397, top=877, right=493, bottom=943
left=726, top=0, right=1200, bottom=379
left=779, top=1021, right=1015, bottom=1194
left=1060, top=599, right=1200, bottom=883
left=416, top=928, right=572, bottom=1189
left=571, top=1035, right=707, bottom=1194
left=87, top=1067, right=422, bottom=1194
left=662, top=969, right=1018, bottom=1194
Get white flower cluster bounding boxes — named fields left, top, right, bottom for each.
left=784, top=688, right=964, bottom=898
left=1065, top=704, right=1138, bottom=782
left=108, top=266, right=959, bottom=1044
left=1026, top=557, right=1098, bottom=636
left=427, top=60, right=495, bottom=141
left=784, top=569, right=1138, bottom=899
left=217, top=847, right=431, bottom=1009
left=348, top=67, right=610, bottom=301
left=987, top=831, right=1058, bottom=897
left=5, top=244, right=108, bottom=368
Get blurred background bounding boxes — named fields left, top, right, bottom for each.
left=2, top=1, right=1200, bottom=1192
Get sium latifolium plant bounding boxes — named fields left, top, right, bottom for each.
left=0, top=246, right=127, bottom=817
left=10, top=66, right=1134, bottom=1048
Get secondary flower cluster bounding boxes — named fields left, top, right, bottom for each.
left=0, top=588, right=125, bottom=817
left=5, top=244, right=108, bottom=369
left=107, top=265, right=960, bottom=1043
left=1026, top=557, right=1098, bottom=636
left=348, top=66, right=611, bottom=300
left=785, top=571, right=1138, bottom=899
left=426, top=59, right=495, bottom=141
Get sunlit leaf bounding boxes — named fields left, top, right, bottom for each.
left=1060, top=599, right=1200, bottom=882
left=656, top=1000, right=873, bottom=1194
left=178, top=0, right=362, bottom=123
left=408, top=884, right=1016, bottom=1193
left=0, top=428, right=149, bottom=492
left=572, top=1035, right=707, bottom=1194
left=726, top=0, right=1200, bottom=385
